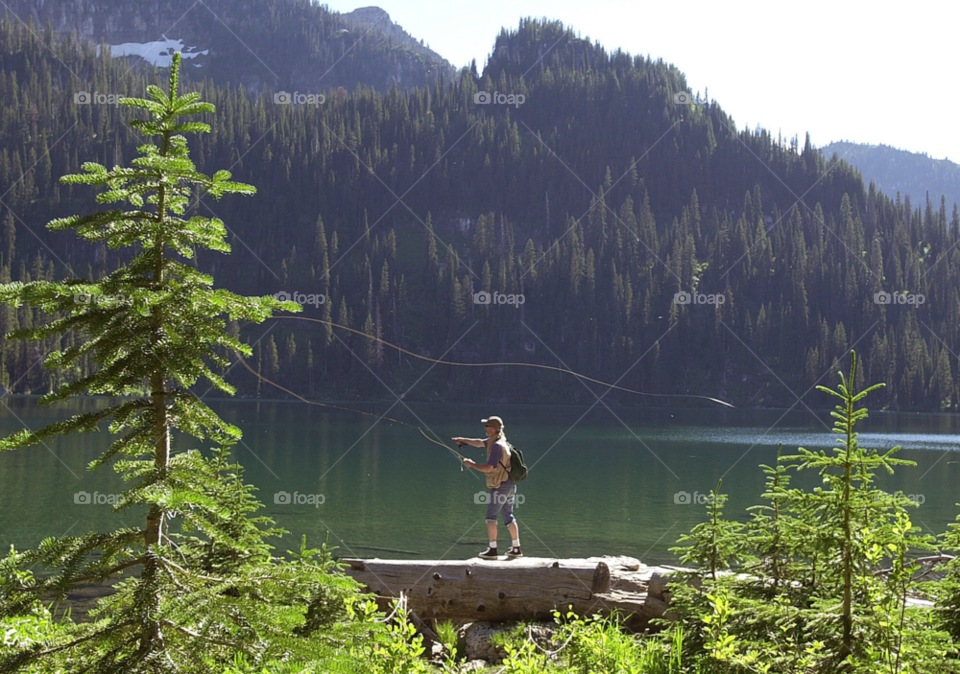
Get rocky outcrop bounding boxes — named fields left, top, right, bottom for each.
left=341, top=6, right=449, bottom=66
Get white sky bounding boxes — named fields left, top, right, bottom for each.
left=322, top=0, right=959, bottom=161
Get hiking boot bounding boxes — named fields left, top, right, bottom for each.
left=478, top=547, right=499, bottom=559
left=506, top=545, right=523, bottom=558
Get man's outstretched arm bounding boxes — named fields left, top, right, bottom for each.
left=451, top=436, right=486, bottom=447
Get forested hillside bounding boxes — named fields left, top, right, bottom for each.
left=1, top=16, right=958, bottom=410
left=822, top=141, right=960, bottom=221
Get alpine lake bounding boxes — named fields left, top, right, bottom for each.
left=2, top=397, right=960, bottom=565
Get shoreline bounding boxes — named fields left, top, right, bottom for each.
left=2, top=393, right=959, bottom=417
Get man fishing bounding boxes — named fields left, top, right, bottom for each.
left=453, top=416, right=522, bottom=559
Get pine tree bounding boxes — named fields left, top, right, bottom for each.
left=1, top=210, right=13, bottom=267
left=264, top=335, right=280, bottom=379
left=785, top=351, right=921, bottom=664
left=0, top=54, right=362, bottom=673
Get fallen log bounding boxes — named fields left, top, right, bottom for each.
left=341, top=556, right=683, bottom=630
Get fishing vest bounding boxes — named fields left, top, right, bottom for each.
left=486, top=436, right=511, bottom=489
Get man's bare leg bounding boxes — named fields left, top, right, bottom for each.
left=486, top=520, right=498, bottom=547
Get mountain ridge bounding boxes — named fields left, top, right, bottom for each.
left=821, top=141, right=960, bottom=212
left=1, top=0, right=455, bottom=93
left=0, top=15, right=957, bottom=412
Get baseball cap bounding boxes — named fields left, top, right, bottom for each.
left=481, top=416, right=503, bottom=429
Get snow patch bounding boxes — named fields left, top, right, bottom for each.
left=96, top=36, right=208, bottom=67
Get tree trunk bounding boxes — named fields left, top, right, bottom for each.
left=342, top=556, right=678, bottom=630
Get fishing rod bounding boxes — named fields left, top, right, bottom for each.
left=421, top=428, right=470, bottom=465
left=268, top=315, right=736, bottom=408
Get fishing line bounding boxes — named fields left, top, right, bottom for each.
left=269, top=315, right=735, bottom=408
left=230, top=313, right=733, bottom=470
left=234, top=356, right=469, bottom=470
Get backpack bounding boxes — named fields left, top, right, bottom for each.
left=500, top=442, right=528, bottom=482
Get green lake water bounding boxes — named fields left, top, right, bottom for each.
left=2, top=397, right=960, bottom=565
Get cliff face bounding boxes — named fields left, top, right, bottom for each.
left=341, top=6, right=448, bottom=65
left=3, top=0, right=454, bottom=93
left=9, top=0, right=202, bottom=42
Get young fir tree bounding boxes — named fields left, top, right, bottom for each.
left=775, top=351, right=947, bottom=671
left=788, top=351, right=915, bottom=662
left=743, top=445, right=796, bottom=590
left=662, top=479, right=749, bottom=658
left=0, top=54, right=365, bottom=673
left=672, top=480, right=744, bottom=582
left=666, top=353, right=953, bottom=673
